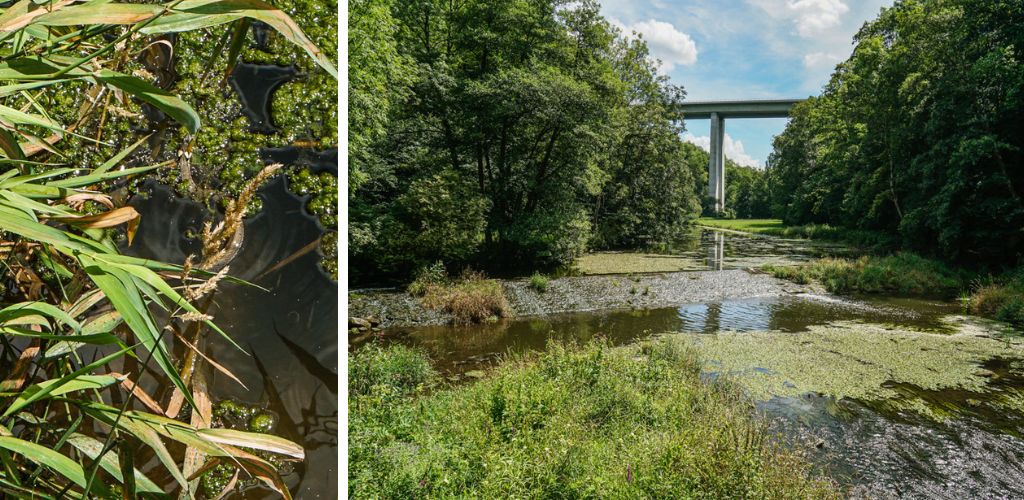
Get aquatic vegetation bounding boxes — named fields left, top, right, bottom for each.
left=576, top=251, right=703, bottom=275
left=200, top=399, right=292, bottom=498
left=686, top=320, right=1024, bottom=412
left=763, top=254, right=964, bottom=296
left=349, top=340, right=838, bottom=498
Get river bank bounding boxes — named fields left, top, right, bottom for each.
left=349, top=225, right=1024, bottom=497
left=349, top=268, right=816, bottom=329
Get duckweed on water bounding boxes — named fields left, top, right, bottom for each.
left=202, top=400, right=289, bottom=497
left=685, top=320, right=1024, bottom=410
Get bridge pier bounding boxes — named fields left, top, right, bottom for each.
left=708, top=112, right=725, bottom=212
left=679, top=99, right=805, bottom=215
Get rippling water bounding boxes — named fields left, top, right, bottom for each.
left=128, top=178, right=337, bottom=498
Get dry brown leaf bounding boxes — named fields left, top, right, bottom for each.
left=109, top=372, right=166, bottom=416
left=51, top=206, right=140, bottom=229
left=181, top=369, right=213, bottom=499
left=64, top=193, right=114, bottom=211
left=0, top=0, right=75, bottom=32
left=0, top=341, right=40, bottom=391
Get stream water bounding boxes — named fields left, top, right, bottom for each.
left=361, top=229, right=1024, bottom=498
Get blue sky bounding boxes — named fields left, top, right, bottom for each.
left=598, top=0, right=893, bottom=167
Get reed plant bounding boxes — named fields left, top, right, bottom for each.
left=0, top=1, right=335, bottom=497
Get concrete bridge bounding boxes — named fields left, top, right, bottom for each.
left=678, top=99, right=805, bottom=212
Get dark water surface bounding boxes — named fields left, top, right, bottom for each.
left=128, top=178, right=337, bottom=498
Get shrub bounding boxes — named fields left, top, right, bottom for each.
left=349, top=339, right=838, bottom=498
left=970, top=271, right=1024, bottom=328
left=421, top=269, right=510, bottom=324
left=407, top=261, right=448, bottom=296
left=349, top=344, right=436, bottom=397
left=764, top=253, right=963, bottom=296
left=528, top=272, right=549, bottom=292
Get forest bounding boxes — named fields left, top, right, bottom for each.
left=765, top=0, right=1024, bottom=268
left=349, top=0, right=713, bottom=282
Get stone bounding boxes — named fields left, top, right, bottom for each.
left=349, top=317, right=371, bottom=329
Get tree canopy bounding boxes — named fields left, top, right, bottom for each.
left=767, top=0, right=1024, bottom=266
left=349, top=0, right=705, bottom=282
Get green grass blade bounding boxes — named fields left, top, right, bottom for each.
left=0, top=436, right=110, bottom=496
left=79, top=254, right=197, bottom=411
left=2, top=348, right=128, bottom=417
left=93, top=70, right=200, bottom=133
left=65, top=434, right=166, bottom=496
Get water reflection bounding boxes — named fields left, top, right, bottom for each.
left=706, top=231, right=725, bottom=270
left=127, top=178, right=337, bottom=499
left=580, top=228, right=857, bottom=275
left=380, top=295, right=959, bottom=374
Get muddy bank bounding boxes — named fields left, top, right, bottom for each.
left=349, top=269, right=814, bottom=328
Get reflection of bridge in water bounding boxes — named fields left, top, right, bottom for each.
left=678, top=99, right=805, bottom=212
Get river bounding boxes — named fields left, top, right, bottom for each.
left=353, top=228, right=1024, bottom=498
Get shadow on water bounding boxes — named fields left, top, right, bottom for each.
left=230, top=63, right=299, bottom=134
left=127, top=177, right=337, bottom=499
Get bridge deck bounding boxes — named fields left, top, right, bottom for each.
left=678, top=99, right=805, bottom=119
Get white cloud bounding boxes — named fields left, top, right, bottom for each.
left=611, top=18, right=698, bottom=71
left=789, top=0, right=849, bottom=37
left=684, top=133, right=762, bottom=169
left=802, top=51, right=843, bottom=69
left=746, top=0, right=850, bottom=37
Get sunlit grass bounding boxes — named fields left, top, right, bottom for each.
left=349, top=339, right=839, bottom=499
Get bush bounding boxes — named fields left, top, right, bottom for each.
left=349, top=344, right=436, bottom=397
left=764, top=253, right=964, bottom=296
left=970, top=271, right=1024, bottom=328
left=407, top=261, right=448, bottom=296
left=348, top=339, right=838, bottom=498
left=528, top=272, right=549, bottom=292
left=421, top=270, right=510, bottom=324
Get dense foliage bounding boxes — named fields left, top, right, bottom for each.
left=0, top=1, right=330, bottom=496
left=349, top=340, right=838, bottom=498
left=766, top=0, right=1024, bottom=267
left=349, top=0, right=705, bottom=282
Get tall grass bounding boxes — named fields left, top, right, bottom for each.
left=349, top=340, right=839, bottom=499
left=969, top=269, right=1024, bottom=328
left=763, top=253, right=965, bottom=296
left=412, top=267, right=510, bottom=324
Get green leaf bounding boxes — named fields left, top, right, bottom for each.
left=0, top=301, right=81, bottom=331
left=198, top=428, right=304, bottom=458
left=78, top=402, right=188, bottom=490
left=2, top=349, right=128, bottom=417
left=79, top=254, right=196, bottom=411
left=143, top=0, right=337, bottom=78
left=45, top=163, right=163, bottom=189
left=30, top=3, right=162, bottom=26
left=65, top=434, right=166, bottom=495
left=0, top=436, right=102, bottom=495
left=93, top=70, right=200, bottom=133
